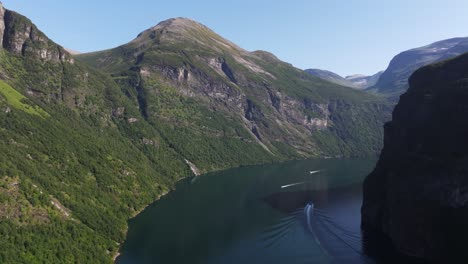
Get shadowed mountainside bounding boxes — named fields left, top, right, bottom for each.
left=363, top=52, right=468, bottom=262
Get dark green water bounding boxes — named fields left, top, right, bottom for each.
left=116, top=158, right=377, bottom=264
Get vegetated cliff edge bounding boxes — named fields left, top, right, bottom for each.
left=362, top=52, right=468, bottom=262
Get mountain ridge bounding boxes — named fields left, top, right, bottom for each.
left=368, top=37, right=468, bottom=98
left=77, top=18, right=391, bottom=159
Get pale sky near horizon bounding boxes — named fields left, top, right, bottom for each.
left=3, top=0, right=468, bottom=76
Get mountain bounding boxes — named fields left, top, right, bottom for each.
left=0, top=7, right=391, bottom=263
left=0, top=6, right=200, bottom=263
left=64, top=48, right=81, bottom=55
left=362, top=53, right=468, bottom=262
left=304, top=68, right=355, bottom=87
left=78, top=17, right=391, bottom=158
left=345, top=71, right=382, bottom=89
left=305, top=68, right=382, bottom=89
left=369, top=37, right=468, bottom=97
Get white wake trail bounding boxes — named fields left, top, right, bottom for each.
left=281, top=181, right=307, bottom=189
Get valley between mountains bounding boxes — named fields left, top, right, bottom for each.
left=0, top=5, right=391, bottom=262
left=1, top=2, right=468, bottom=263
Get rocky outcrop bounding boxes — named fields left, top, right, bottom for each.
left=0, top=3, right=5, bottom=45
left=0, top=4, right=130, bottom=116
left=0, top=4, right=73, bottom=63
left=362, top=52, right=468, bottom=262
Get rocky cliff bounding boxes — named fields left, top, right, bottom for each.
left=362, top=52, right=468, bottom=262
left=0, top=3, right=72, bottom=63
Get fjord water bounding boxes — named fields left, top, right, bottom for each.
left=116, top=159, right=377, bottom=264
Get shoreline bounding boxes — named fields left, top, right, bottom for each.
left=110, top=156, right=361, bottom=262
left=110, top=157, right=303, bottom=262
left=112, top=189, right=170, bottom=263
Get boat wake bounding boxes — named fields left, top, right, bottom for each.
left=260, top=202, right=374, bottom=263
left=305, top=203, right=373, bottom=263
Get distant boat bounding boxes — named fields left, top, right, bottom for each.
left=304, top=203, right=315, bottom=233
left=280, top=170, right=321, bottom=189
left=281, top=181, right=307, bottom=189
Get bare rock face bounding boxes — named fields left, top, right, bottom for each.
left=0, top=3, right=6, bottom=45
left=362, top=53, right=468, bottom=262
left=0, top=7, right=73, bottom=63
left=0, top=5, right=113, bottom=112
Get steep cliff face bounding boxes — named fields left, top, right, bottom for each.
left=1, top=8, right=72, bottom=63
left=362, top=52, right=468, bottom=262
left=0, top=3, right=124, bottom=113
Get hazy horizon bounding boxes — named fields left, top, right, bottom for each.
left=5, top=0, right=468, bottom=76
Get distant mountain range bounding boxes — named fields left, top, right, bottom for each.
left=305, top=69, right=382, bottom=89
left=307, top=37, right=468, bottom=100
left=369, top=37, right=468, bottom=97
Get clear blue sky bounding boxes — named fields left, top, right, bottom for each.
left=4, top=0, right=468, bottom=76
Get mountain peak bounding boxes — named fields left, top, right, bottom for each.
left=133, top=17, right=211, bottom=41
left=148, top=17, right=206, bottom=33
left=129, top=17, right=242, bottom=53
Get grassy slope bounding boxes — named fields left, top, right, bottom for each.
left=0, top=80, right=49, bottom=117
